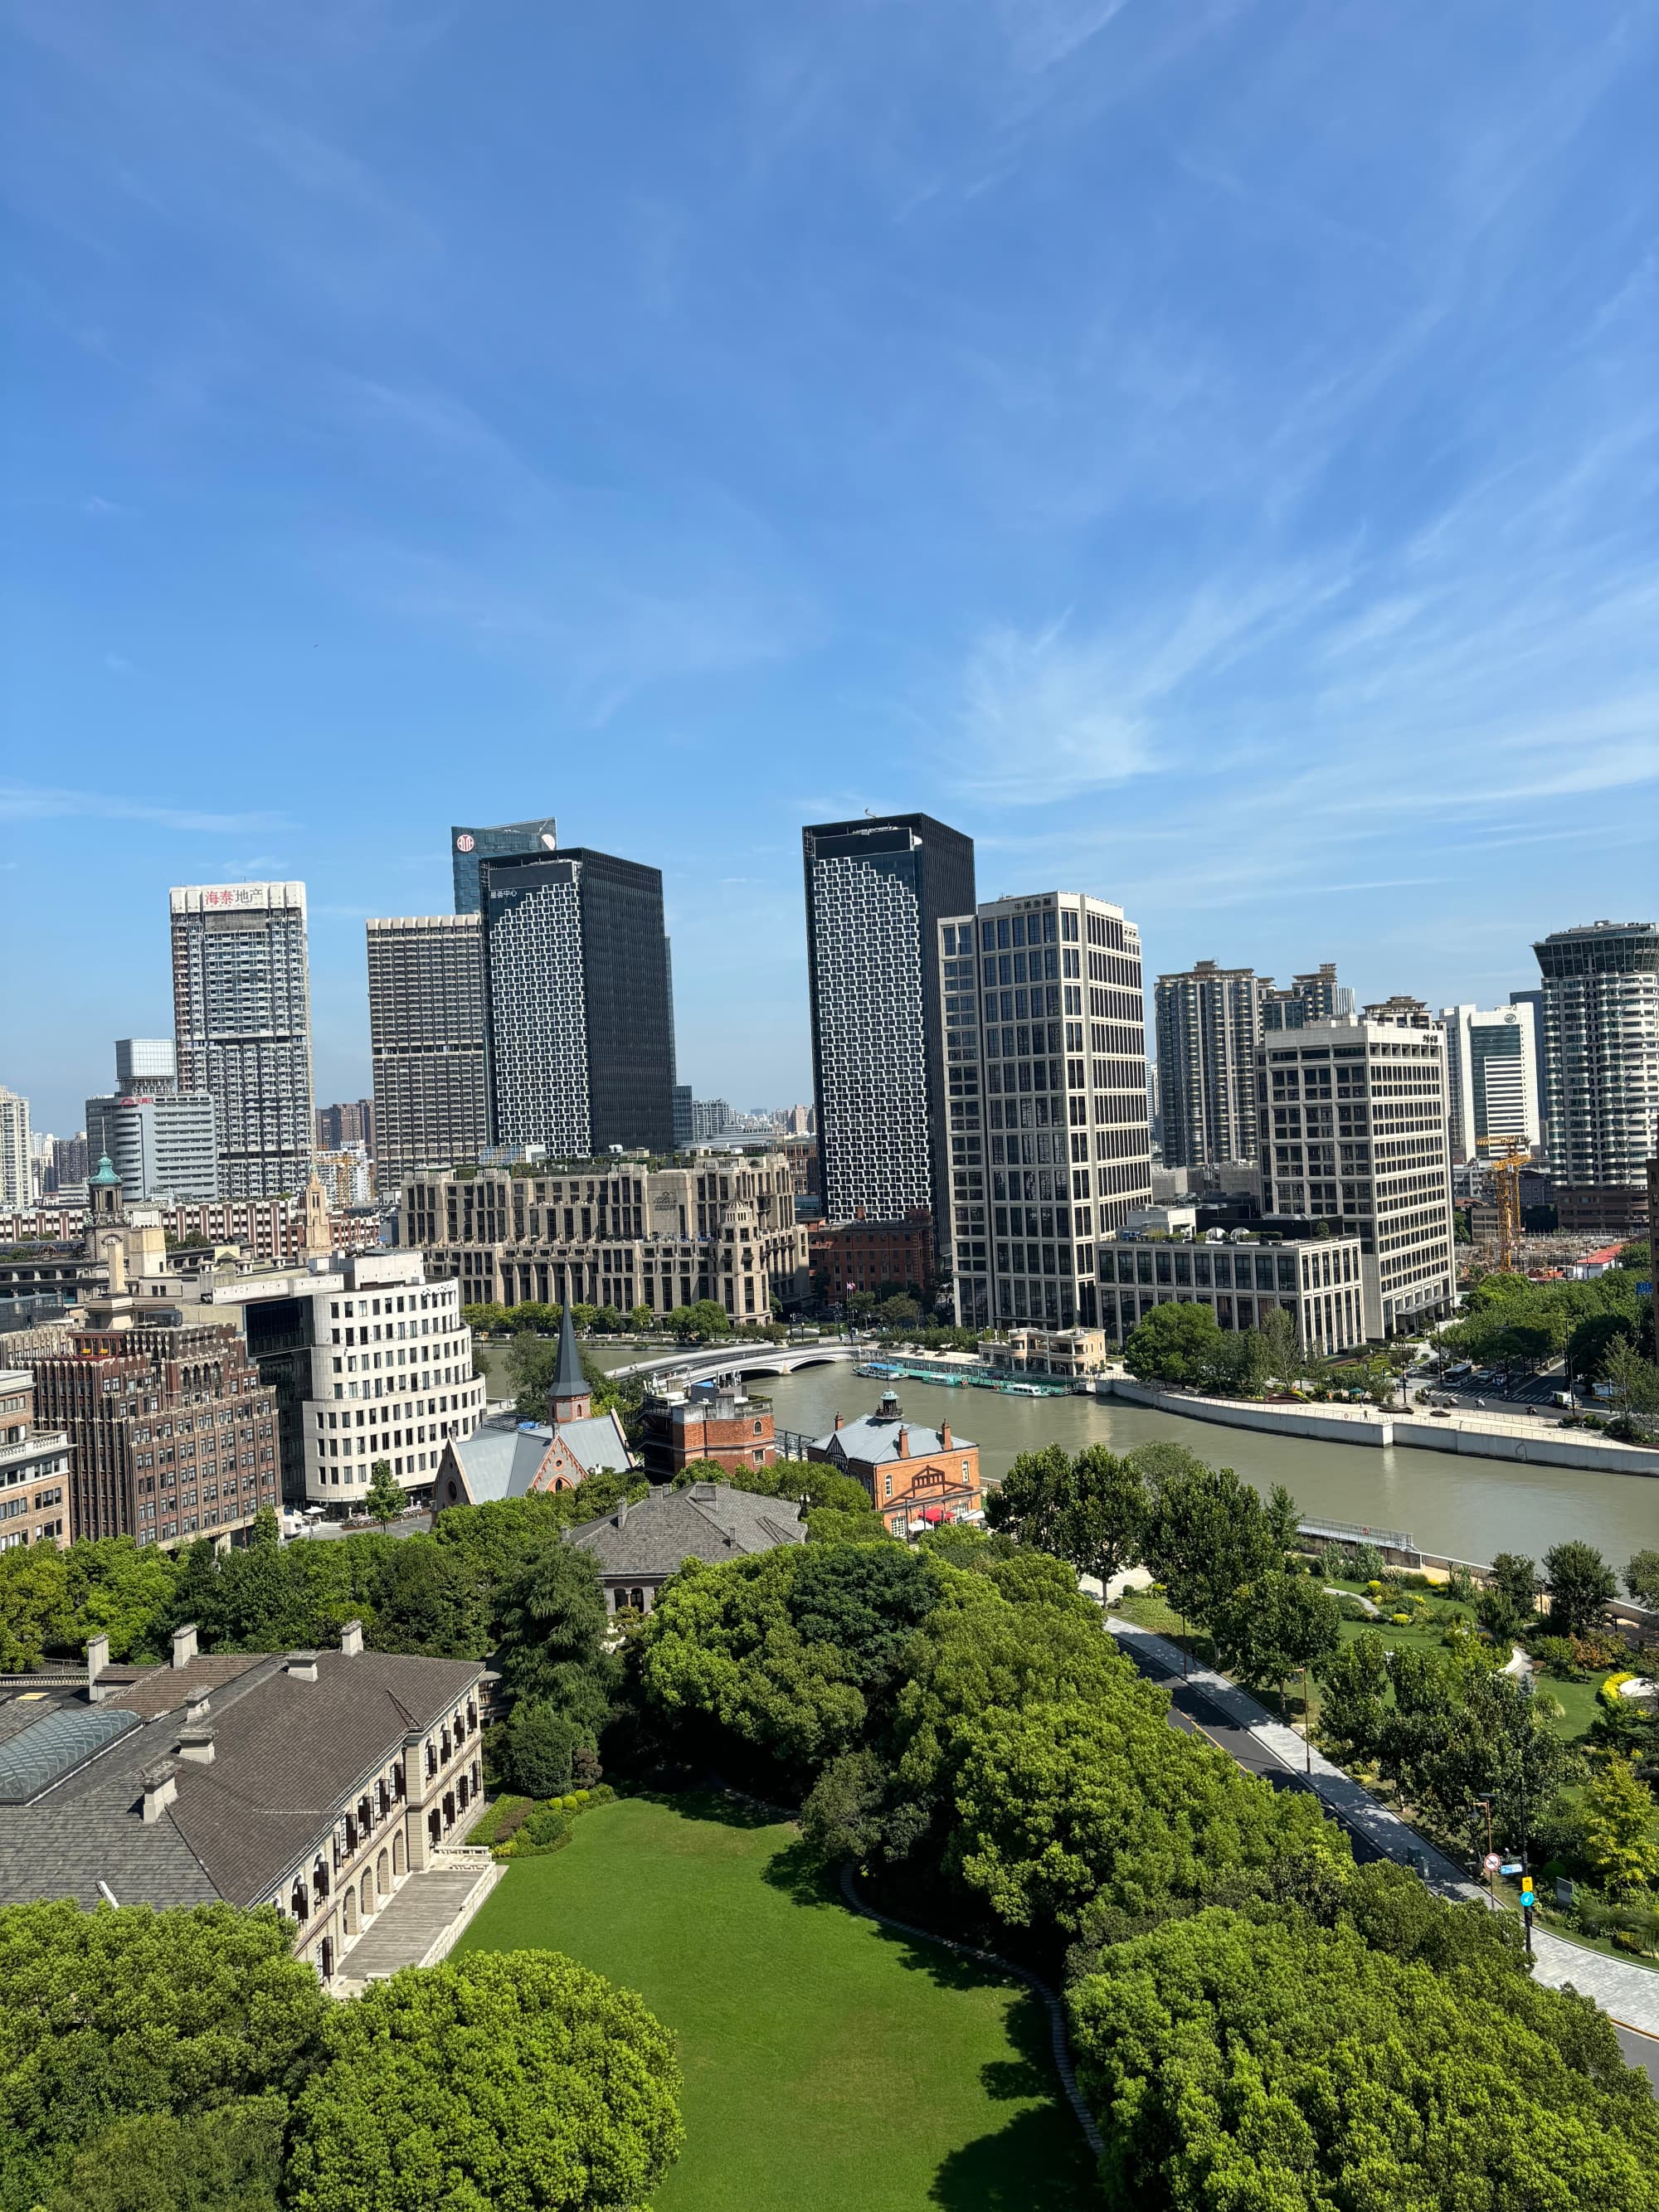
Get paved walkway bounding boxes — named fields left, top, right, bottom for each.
left=333, top=1860, right=499, bottom=1992
left=1104, top=1616, right=1659, bottom=2046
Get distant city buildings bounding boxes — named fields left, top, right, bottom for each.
left=1532, top=921, right=1659, bottom=1198
left=1155, top=961, right=1262, bottom=1169
left=315, top=1098, right=376, bottom=1153
left=1257, top=1012, right=1456, bottom=1334
left=0, top=1088, right=31, bottom=1209
left=399, top=1152, right=808, bottom=1322
left=480, top=847, right=674, bottom=1158
left=170, top=882, right=314, bottom=1198
left=366, top=913, right=489, bottom=1190
left=937, top=889, right=1153, bottom=1330
left=450, top=814, right=558, bottom=915
left=1439, top=1002, right=1541, bottom=1164
left=803, top=813, right=975, bottom=1267
left=1262, top=964, right=1354, bottom=1029
left=84, top=1039, right=217, bottom=1203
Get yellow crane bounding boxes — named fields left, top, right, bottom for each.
left=1477, top=1134, right=1528, bottom=1276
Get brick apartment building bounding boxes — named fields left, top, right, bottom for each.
left=637, top=1375, right=776, bottom=1481
left=25, top=1324, right=280, bottom=1546
left=0, top=1369, right=70, bottom=1551
left=808, top=1206, right=935, bottom=1300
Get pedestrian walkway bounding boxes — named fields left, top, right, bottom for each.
left=1104, top=1615, right=1659, bottom=2039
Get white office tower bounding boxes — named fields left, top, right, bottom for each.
left=170, top=882, right=314, bottom=1198
left=1439, top=1003, right=1541, bottom=1164
left=1155, top=961, right=1262, bottom=1167
left=937, top=891, right=1151, bottom=1330
left=367, top=915, right=489, bottom=1190
left=1531, top=921, right=1659, bottom=1188
left=1258, top=1013, right=1456, bottom=1335
left=0, top=1087, right=32, bottom=1208
left=109, top=1093, right=220, bottom=1203
left=115, top=1038, right=178, bottom=1093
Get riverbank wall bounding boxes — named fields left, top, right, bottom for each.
left=1096, top=1377, right=1659, bottom=1478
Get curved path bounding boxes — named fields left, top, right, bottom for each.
left=839, top=1862, right=1104, bottom=2158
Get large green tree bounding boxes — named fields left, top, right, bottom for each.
left=1068, top=1908, right=1659, bottom=2212
left=1138, top=1456, right=1291, bottom=1636
left=283, top=1952, right=682, bottom=2212
left=0, top=1900, right=324, bottom=2212
left=494, top=1542, right=617, bottom=1734
left=1544, top=1539, right=1618, bottom=1638
left=1121, top=1300, right=1226, bottom=1386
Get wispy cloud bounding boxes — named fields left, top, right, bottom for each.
left=0, top=785, right=289, bottom=835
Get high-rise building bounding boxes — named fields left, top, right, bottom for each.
left=936, top=890, right=1151, bottom=1330
left=1262, top=964, right=1354, bottom=1029
left=1508, top=989, right=1550, bottom=1140
left=85, top=1040, right=217, bottom=1203
left=314, top=1099, right=376, bottom=1153
left=0, top=1089, right=31, bottom=1209
left=480, top=848, right=674, bottom=1158
left=690, top=1097, right=730, bottom=1140
left=802, top=814, right=975, bottom=1265
left=1258, top=1012, right=1456, bottom=1335
left=1438, top=1003, right=1541, bottom=1164
left=450, top=816, right=558, bottom=916
left=671, top=1085, right=694, bottom=1150
left=367, top=914, right=489, bottom=1190
left=170, top=883, right=314, bottom=1198
left=1532, top=921, right=1659, bottom=1189
left=50, top=1134, right=87, bottom=1195
left=1155, top=961, right=1262, bottom=1168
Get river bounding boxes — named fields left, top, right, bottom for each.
left=487, top=1340, right=1655, bottom=1570
left=752, top=1365, right=1657, bottom=1574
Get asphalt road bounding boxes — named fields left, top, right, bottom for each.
left=1122, top=1640, right=1659, bottom=2092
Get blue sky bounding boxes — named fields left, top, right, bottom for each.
left=3, top=1, right=1657, bottom=1138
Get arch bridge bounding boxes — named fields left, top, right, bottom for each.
left=610, top=1342, right=860, bottom=1387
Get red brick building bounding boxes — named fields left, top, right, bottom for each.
left=809, top=1207, right=934, bottom=1299
left=807, top=1392, right=980, bottom=1535
left=638, top=1378, right=776, bottom=1481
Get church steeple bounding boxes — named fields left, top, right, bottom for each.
left=549, top=1303, right=591, bottom=1426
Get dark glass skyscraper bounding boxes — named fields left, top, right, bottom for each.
left=481, top=848, right=674, bottom=1158
left=450, top=816, right=559, bottom=915
left=802, top=814, right=975, bottom=1267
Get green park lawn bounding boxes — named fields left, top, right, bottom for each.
left=456, top=1791, right=1098, bottom=2212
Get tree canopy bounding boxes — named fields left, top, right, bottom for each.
left=283, top=1952, right=681, bottom=2212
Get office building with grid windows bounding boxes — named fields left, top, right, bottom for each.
left=170, top=882, right=314, bottom=1200
left=1257, top=1014, right=1455, bottom=1336
left=367, top=914, right=489, bottom=1190
left=1438, top=1001, right=1541, bottom=1164
left=803, top=815, right=975, bottom=1270
left=937, top=891, right=1151, bottom=1330
left=450, top=815, right=558, bottom=915
left=480, top=848, right=674, bottom=1159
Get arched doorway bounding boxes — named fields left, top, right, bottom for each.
left=376, top=1850, right=390, bottom=1895
left=392, top=1832, right=406, bottom=1878
left=359, top=1870, right=375, bottom=1922
left=343, top=1888, right=358, bottom=1937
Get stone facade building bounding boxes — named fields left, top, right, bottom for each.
left=1096, top=1228, right=1370, bottom=1356
left=0, top=1626, right=485, bottom=1991
left=399, top=1152, right=809, bottom=1322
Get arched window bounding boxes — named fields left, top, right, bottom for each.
left=428, top=1809, right=442, bottom=1845
left=290, top=1879, right=309, bottom=1920
left=313, top=1855, right=330, bottom=1899
left=319, top=1935, right=334, bottom=1981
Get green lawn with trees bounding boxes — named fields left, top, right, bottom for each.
left=457, top=1791, right=1097, bottom=2212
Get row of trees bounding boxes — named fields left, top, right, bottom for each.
left=464, top=1295, right=787, bottom=1346
left=1440, top=1251, right=1657, bottom=1430
left=620, top=1505, right=1658, bottom=2202
left=0, top=1901, right=681, bottom=2211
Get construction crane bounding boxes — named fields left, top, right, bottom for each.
left=1477, top=1134, right=1528, bottom=1276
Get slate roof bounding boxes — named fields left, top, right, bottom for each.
left=567, top=1481, right=806, bottom=1579
left=446, top=1411, right=632, bottom=1504
left=552, top=1304, right=587, bottom=1402
left=0, top=1647, right=483, bottom=1913
left=814, top=1413, right=974, bottom=1468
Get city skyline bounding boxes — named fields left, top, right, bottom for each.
left=4, top=7, right=1657, bottom=1134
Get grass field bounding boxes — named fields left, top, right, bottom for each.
left=456, top=1791, right=1099, bottom=2211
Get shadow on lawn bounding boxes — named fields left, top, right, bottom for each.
left=929, top=2103, right=1101, bottom=2210
left=627, top=1784, right=790, bottom=1831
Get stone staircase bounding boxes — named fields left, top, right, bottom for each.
left=332, top=1848, right=500, bottom=1995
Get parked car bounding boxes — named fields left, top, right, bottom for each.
left=1550, top=1391, right=1574, bottom=1408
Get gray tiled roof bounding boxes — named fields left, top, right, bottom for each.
left=813, top=1413, right=974, bottom=1468
left=448, top=1412, right=631, bottom=1504
left=0, top=1647, right=483, bottom=1913
left=567, top=1482, right=806, bottom=1579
